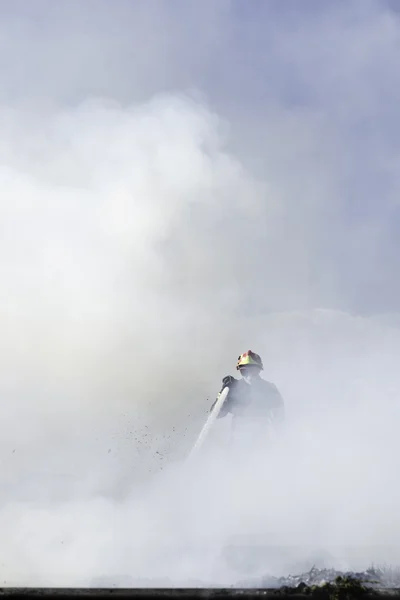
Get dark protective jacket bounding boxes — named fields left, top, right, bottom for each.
left=210, top=374, right=285, bottom=427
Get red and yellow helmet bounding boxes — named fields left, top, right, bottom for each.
left=236, top=350, right=263, bottom=371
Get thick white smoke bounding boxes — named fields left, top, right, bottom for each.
left=1, top=0, right=400, bottom=588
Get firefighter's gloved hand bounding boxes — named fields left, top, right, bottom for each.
left=209, top=375, right=238, bottom=415
left=222, top=375, right=238, bottom=389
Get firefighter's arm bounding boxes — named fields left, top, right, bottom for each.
left=269, top=383, right=286, bottom=425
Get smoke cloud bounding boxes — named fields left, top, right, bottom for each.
left=1, top=0, right=400, bottom=587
